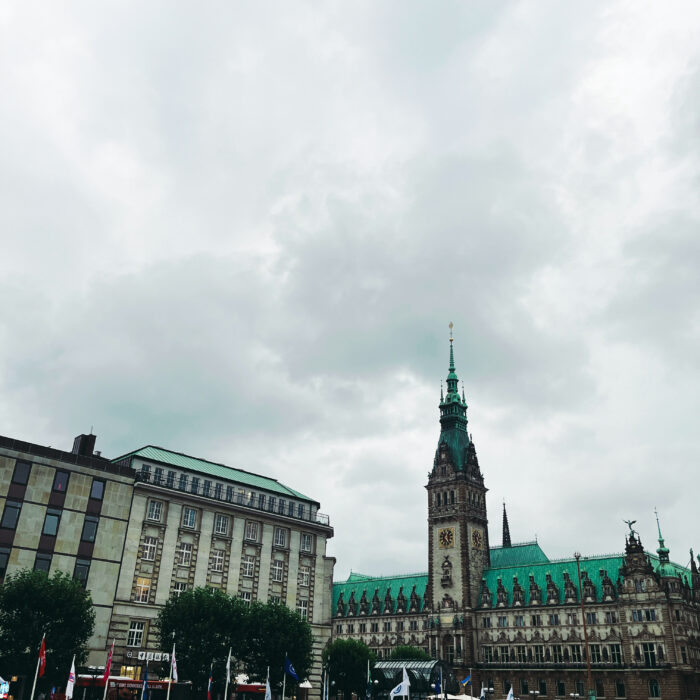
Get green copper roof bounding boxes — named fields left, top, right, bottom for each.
left=333, top=572, right=429, bottom=615
left=489, top=541, right=550, bottom=568
left=113, top=445, right=316, bottom=503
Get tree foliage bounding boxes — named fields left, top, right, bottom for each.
left=322, top=639, right=375, bottom=699
left=387, top=645, right=431, bottom=661
left=0, top=570, right=95, bottom=687
left=157, top=589, right=312, bottom=692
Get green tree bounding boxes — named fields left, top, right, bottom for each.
left=157, top=588, right=248, bottom=693
left=245, top=601, right=313, bottom=687
left=0, top=569, right=95, bottom=688
left=387, top=645, right=431, bottom=661
left=322, top=639, right=375, bottom=699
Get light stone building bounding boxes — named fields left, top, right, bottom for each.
left=0, top=433, right=135, bottom=665
left=107, top=446, right=335, bottom=693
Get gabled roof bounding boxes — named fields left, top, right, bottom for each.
left=489, top=541, right=549, bottom=568
left=333, top=572, right=429, bottom=615
left=112, top=445, right=316, bottom=503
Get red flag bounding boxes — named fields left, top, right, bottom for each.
left=103, top=640, right=114, bottom=682
left=38, top=636, right=46, bottom=677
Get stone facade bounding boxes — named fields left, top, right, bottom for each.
left=0, top=433, right=135, bottom=665
left=332, top=339, right=700, bottom=700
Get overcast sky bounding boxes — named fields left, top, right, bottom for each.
left=1, top=1, right=699, bottom=580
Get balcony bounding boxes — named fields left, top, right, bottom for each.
left=137, top=469, right=331, bottom=527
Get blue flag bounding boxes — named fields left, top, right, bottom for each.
left=460, top=675, right=471, bottom=686
left=434, top=676, right=441, bottom=695
left=142, top=665, right=149, bottom=700
left=284, top=655, right=299, bottom=682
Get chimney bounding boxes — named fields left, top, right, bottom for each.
left=72, top=433, right=97, bottom=456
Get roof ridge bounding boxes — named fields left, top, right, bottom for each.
left=339, top=571, right=428, bottom=583
left=490, top=540, right=539, bottom=550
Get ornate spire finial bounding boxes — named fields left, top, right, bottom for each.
left=448, top=322, right=455, bottom=372
left=440, top=380, right=444, bottom=402
left=502, top=501, right=512, bottom=548
left=654, top=507, right=670, bottom=563
left=655, top=506, right=663, bottom=540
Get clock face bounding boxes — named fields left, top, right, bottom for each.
left=472, top=529, right=483, bottom=550
left=438, top=527, right=455, bottom=549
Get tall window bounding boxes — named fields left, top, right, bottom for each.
left=0, top=547, right=9, bottom=582
left=203, top=480, right=212, bottom=497
left=590, top=644, right=602, bottom=663
left=173, top=582, right=188, bottom=597
left=240, top=591, right=252, bottom=605
left=297, top=504, right=305, bottom=519
left=179, top=474, right=188, bottom=491
left=182, top=507, right=197, bottom=529
left=73, top=558, right=91, bottom=587
left=643, top=643, right=657, bottom=668
left=214, top=514, right=229, bottom=535
left=615, top=680, right=626, bottom=698
left=177, top=543, right=192, bottom=566
left=142, top=537, right=157, bottom=561
left=610, top=644, right=623, bottom=664
left=154, top=467, right=163, bottom=485
left=648, top=680, right=660, bottom=698
left=299, top=566, right=310, bottom=587
left=576, top=681, right=584, bottom=696
left=135, top=577, right=151, bottom=603
left=605, top=611, right=618, bottom=624
left=278, top=499, right=286, bottom=514
left=90, top=479, right=105, bottom=500
left=514, top=615, right=524, bottom=627
left=12, top=461, right=31, bottom=484
left=301, top=533, right=313, bottom=552
left=595, top=680, right=605, bottom=698
left=81, top=516, right=99, bottom=543
left=586, top=612, right=597, bottom=625
left=242, top=555, right=255, bottom=577
left=42, top=508, right=62, bottom=536
left=570, top=645, right=582, bottom=663
left=556, top=681, right=565, bottom=697
left=268, top=497, right=276, bottom=512
left=190, top=477, right=199, bottom=494
left=0, top=501, right=21, bottom=530
left=548, top=613, right=559, bottom=625
left=147, top=500, right=163, bottom=522
left=225, top=485, right=233, bottom=502
left=52, top=470, right=69, bottom=492
left=166, top=471, right=176, bottom=488
left=211, top=550, right=225, bottom=572
left=245, top=521, right=259, bottom=541
left=271, top=560, right=284, bottom=582
left=552, top=645, right=563, bottom=663
left=534, top=645, right=544, bottom=663
left=274, top=528, right=287, bottom=548
left=127, top=621, right=145, bottom=647
left=538, top=680, right=547, bottom=696
left=297, top=600, right=308, bottom=620
left=214, top=483, right=222, bottom=499
left=34, top=553, right=52, bottom=572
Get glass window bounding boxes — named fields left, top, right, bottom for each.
left=556, top=681, right=565, bottom=697
left=615, top=680, right=626, bottom=698
left=34, top=553, right=52, bottom=572
left=203, top=480, right=212, bottom=497
left=166, top=471, right=176, bottom=488
left=590, top=644, right=602, bottom=663
left=135, top=577, right=151, bottom=603
left=269, top=595, right=282, bottom=604
left=610, top=644, right=623, bottom=664
left=299, top=566, right=310, bottom=587
left=0, top=501, right=21, bottom=530
left=211, top=549, right=225, bottom=572
left=0, top=546, right=10, bottom=581
left=43, top=508, right=62, bottom=536
left=214, top=514, right=229, bottom=535
left=214, top=483, right=222, bottom=499
left=297, top=600, right=308, bottom=620
left=297, top=503, right=305, bottom=518
left=571, top=645, right=582, bottom=663
left=245, top=521, right=259, bottom=541
left=182, top=507, right=196, bottom=528
left=575, top=681, right=584, bottom=696
left=538, top=680, right=546, bottom=696
left=177, top=543, right=192, bottom=566
left=127, top=621, right=145, bottom=647
left=301, top=533, right=313, bottom=552
left=190, top=477, right=199, bottom=494
left=147, top=500, right=163, bottom=521
left=142, top=536, right=157, bottom=561
left=274, top=527, right=287, bottom=548
left=242, top=555, right=255, bottom=577
left=268, top=497, right=276, bottom=512
left=520, top=681, right=528, bottom=695
left=271, top=560, right=284, bottom=582
left=241, top=591, right=252, bottom=605
left=288, top=501, right=294, bottom=516
left=648, top=680, right=659, bottom=699
left=90, top=479, right=105, bottom=500
left=173, top=582, right=188, bottom=597
left=643, top=642, right=657, bottom=667
left=52, top=470, right=69, bottom=492
left=81, top=516, right=99, bottom=543
left=225, top=485, right=233, bottom=502
left=258, top=494, right=266, bottom=509
left=12, top=461, right=31, bottom=484
left=178, top=474, right=187, bottom=491
left=278, top=499, right=286, bottom=514
left=586, top=612, right=597, bottom=625
left=552, top=645, right=563, bottom=663
left=74, top=558, right=91, bottom=587
left=154, top=467, right=163, bottom=485
left=595, top=680, right=605, bottom=698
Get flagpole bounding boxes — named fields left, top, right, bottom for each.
left=102, top=639, right=115, bottom=700
left=224, top=647, right=232, bottom=700
left=166, top=645, right=175, bottom=700
left=67, top=655, right=76, bottom=700
left=282, top=652, right=287, bottom=700
left=30, top=633, right=45, bottom=700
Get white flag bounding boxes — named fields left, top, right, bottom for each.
left=226, top=648, right=231, bottom=684
left=171, top=646, right=178, bottom=682
left=479, top=688, right=486, bottom=700
left=389, top=668, right=410, bottom=698
left=265, top=668, right=271, bottom=700
left=506, top=689, right=514, bottom=700
left=66, top=657, right=76, bottom=700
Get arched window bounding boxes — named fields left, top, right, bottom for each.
left=649, top=679, right=660, bottom=698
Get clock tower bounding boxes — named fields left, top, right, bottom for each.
left=425, top=327, right=489, bottom=665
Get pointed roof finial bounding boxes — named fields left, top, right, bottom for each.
left=440, top=380, right=444, bottom=402
left=448, top=321, right=455, bottom=372
left=654, top=507, right=670, bottom=563
left=502, top=501, right=512, bottom=548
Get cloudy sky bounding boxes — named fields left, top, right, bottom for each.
left=1, top=1, right=699, bottom=579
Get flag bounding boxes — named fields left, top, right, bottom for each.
left=506, top=688, right=514, bottom=700
left=389, top=668, right=410, bottom=698
left=38, top=636, right=47, bottom=678
left=66, top=657, right=76, bottom=700
left=284, top=656, right=299, bottom=682
left=434, top=675, right=441, bottom=696
left=365, top=660, right=372, bottom=700
left=171, top=646, right=178, bottom=682
left=226, top=648, right=231, bottom=684
left=479, top=688, right=486, bottom=700
left=460, top=675, right=471, bottom=687
left=141, top=664, right=149, bottom=700
left=207, top=666, right=213, bottom=700
left=103, top=640, right=115, bottom=682
left=265, top=669, right=271, bottom=700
